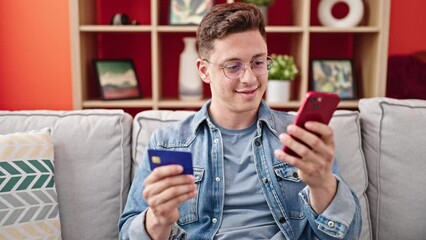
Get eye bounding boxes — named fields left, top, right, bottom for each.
left=224, top=62, right=242, bottom=73
left=252, top=58, right=266, bottom=68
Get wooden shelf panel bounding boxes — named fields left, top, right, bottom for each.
left=82, top=99, right=154, bottom=108
left=157, top=26, right=198, bottom=32
left=266, top=101, right=302, bottom=109
left=158, top=99, right=206, bottom=108
left=309, top=27, right=380, bottom=33
left=80, top=25, right=153, bottom=32
left=265, top=26, right=304, bottom=33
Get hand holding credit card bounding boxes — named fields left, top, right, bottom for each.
left=148, top=149, right=194, bottom=175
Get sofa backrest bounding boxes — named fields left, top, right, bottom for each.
left=0, top=110, right=132, bottom=240
left=132, top=109, right=372, bottom=239
left=359, top=98, right=426, bottom=240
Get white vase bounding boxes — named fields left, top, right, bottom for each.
left=179, top=37, right=203, bottom=100
left=318, top=0, right=364, bottom=28
left=267, top=80, right=290, bottom=103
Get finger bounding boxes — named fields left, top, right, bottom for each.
left=286, top=124, right=331, bottom=156
left=276, top=147, right=331, bottom=181
left=144, top=164, right=184, bottom=185
left=305, top=121, right=335, bottom=147
left=279, top=132, right=313, bottom=159
left=147, top=183, right=197, bottom=209
left=303, top=122, right=335, bottom=161
left=281, top=129, right=334, bottom=169
left=144, top=174, right=195, bottom=198
left=150, top=189, right=197, bottom=218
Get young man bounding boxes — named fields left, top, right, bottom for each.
left=119, top=2, right=361, bottom=239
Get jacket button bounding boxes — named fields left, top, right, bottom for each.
left=328, top=221, right=335, bottom=227
left=255, top=140, right=260, bottom=146
left=279, top=217, right=286, bottom=223
left=262, top=177, right=268, bottom=184
left=292, top=172, right=299, bottom=178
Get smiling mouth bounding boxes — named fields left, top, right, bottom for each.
left=235, top=86, right=258, bottom=94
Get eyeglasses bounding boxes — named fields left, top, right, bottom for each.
left=203, top=56, right=273, bottom=80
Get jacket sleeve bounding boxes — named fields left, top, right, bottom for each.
left=299, top=175, right=362, bottom=239
left=118, top=136, right=188, bottom=240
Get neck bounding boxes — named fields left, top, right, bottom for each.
left=208, top=102, right=259, bottom=130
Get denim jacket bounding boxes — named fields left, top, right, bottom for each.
left=119, top=100, right=362, bottom=240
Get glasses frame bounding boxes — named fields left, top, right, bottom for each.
left=203, top=56, right=273, bottom=80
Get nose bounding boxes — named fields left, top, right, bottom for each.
left=240, top=64, right=257, bottom=83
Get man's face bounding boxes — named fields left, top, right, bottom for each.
left=199, top=30, right=268, bottom=115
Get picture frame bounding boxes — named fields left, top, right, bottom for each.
left=169, top=0, right=214, bottom=25
left=93, top=59, right=142, bottom=100
left=310, top=59, right=357, bottom=99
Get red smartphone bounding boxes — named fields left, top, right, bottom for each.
left=283, top=91, right=340, bottom=157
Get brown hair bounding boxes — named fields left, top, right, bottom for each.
left=196, top=2, right=266, bottom=59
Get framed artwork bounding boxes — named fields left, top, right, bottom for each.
left=169, top=0, right=214, bottom=25
left=311, top=59, right=357, bottom=99
left=93, top=59, right=142, bottom=100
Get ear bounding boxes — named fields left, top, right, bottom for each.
left=197, top=58, right=210, bottom=84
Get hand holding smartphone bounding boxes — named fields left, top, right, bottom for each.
left=148, top=149, right=194, bottom=175
left=282, top=91, right=340, bottom=157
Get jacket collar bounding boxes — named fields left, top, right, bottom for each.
left=190, top=99, right=277, bottom=134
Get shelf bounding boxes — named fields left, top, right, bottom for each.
left=337, top=100, right=359, bottom=109
left=309, top=26, right=380, bottom=33
left=265, top=26, right=305, bottom=33
left=267, top=100, right=359, bottom=109
left=80, top=25, right=153, bottom=32
left=158, top=99, right=206, bottom=108
left=70, top=0, right=390, bottom=111
left=157, top=26, right=198, bottom=32
left=266, top=101, right=303, bottom=109
left=82, top=99, right=154, bottom=108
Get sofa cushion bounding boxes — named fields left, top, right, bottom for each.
left=132, top=110, right=195, bottom=179
left=0, top=110, right=133, bottom=240
left=359, top=98, right=426, bottom=240
left=0, top=128, right=61, bottom=239
left=329, top=110, right=371, bottom=240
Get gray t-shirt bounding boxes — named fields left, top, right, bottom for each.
left=213, top=121, right=281, bottom=239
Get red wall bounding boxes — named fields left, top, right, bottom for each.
left=0, top=0, right=72, bottom=110
left=388, top=0, right=426, bottom=55
left=0, top=0, right=425, bottom=110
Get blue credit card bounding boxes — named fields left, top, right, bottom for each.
left=147, top=149, right=193, bottom=175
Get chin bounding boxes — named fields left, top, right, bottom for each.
left=235, top=96, right=262, bottom=112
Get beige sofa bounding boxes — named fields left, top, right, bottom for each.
left=0, top=97, right=425, bottom=240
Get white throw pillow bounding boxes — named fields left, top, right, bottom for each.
left=0, top=128, right=61, bottom=239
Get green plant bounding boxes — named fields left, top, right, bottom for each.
left=242, top=0, right=274, bottom=7
left=268, top=54, right=299, bottom=81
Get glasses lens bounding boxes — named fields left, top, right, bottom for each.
left=223, top=61, right=243, bottom=79
left=252, top=56, right=272, bottom=76
left=220, top=56, right=273, bottom=79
